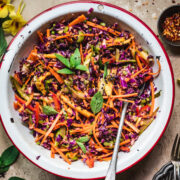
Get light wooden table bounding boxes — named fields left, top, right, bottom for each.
left=1, top=0, right=180, bottom=179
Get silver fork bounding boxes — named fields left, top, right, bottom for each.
left=105, top=84, right=146, bottom=180
left=171, top=134, right=180, bottom=180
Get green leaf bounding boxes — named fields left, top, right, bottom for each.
left=55, top=54, right=70, bottom=68
left=43, top=106, right=58, bottom=115
left=75, top=65, right=88, bottom=71
left=90, top=91, right=103, bottom=114
left=8, top=177, right=25, bottom=180
left=57, top=68, right=74, bottom=74
left=103, top=63, right=108, bottom=79
left=70, top=48, right=81, bottom=68
left=1, top=146, right=19, bottom=167
left=0, top=157, right=2, bottom=167
left=0, top=26, right=7, bottom=59
left=0, top=166, right=9, bottom=174
left=77, top=136, right=90, bottom=143
left=76, top=141, right=86, bottom=153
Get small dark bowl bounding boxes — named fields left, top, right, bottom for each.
left=157, top=5, right=180, bottom=47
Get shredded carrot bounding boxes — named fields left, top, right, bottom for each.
left=37, top=31, right=44, bottom=43
left=18, top=93, right=34, bottom=113
left=86, top=21, right=121, bottom=36
left=24, top=72, right=34, bottom=85
left=120, top=146, right=130, bottom=152
left=15, top=94, right=34, bottom=112
left=61, top=95, right=94, bottom=118
left=38, top=59, right=64, bottom=84
left=103, top=103, right=118, bottom=112
left=51, top=91, right=60, bottom=111
left=120, top=139, right=130, bottom=146
left=46, top=29, right=50, bottom=38
left=34, top=128, right=54, bottom=138
left=96, top=152, right=113, bottom=160
left=35, top=134, right=44, bottom=143
left=35, top=102, right=39, bottom=126
left=136, top=54, right=143, bottom=69
left=41, top=113, right=61, bottom=145
left=27, top=49, right=38, bottom=61
left=68, top=14, right=86, bottom=27
left=93, top=113, right=109, bottom=153
left=14, top=73, right=22, bottom=86
left=80, top=43, right=84, bottom=64
left=102, top=93, right=138, bottom=99
left=14, top=101, right=22, bottom=110
left=54, top=34, right=70, bottom=41
left=148, top=58, right=161, bottom=76
left=51, top=143, right=71, bottom=165
left=124, top=120, right=140, bottom=134
left=48, top=66, right=64, bottom=84
left=51, top=146, right=55, bottom=158
left=130, top=66, right=147, bottom=80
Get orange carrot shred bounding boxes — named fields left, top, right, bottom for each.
left=51, top=143, right=71, bottom=164
left=86, top=21, right=121, bottom=36
left=40, top=113, right=61, bottom=145
left=46, top=29, right=50, bottom=38
left=14, top=73, right=22, bottom=86
left=68, top=14, right=86, bottom=27
left=80, top=43, right=84, bottom=63
left=136, top=54, right=143, bottom=70
left=37, top=31, right=44, bottom=43
left=93, top=113, right=109, bottom=153
left=148, top=58, right=161, bottom=76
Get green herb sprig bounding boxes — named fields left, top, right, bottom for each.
left=42, top=106, right=58, bottom=115
left=75, top=135, right=90, bottom=154
left=90, top=91, right=103, bottom=114
left=0, top=146, right=19, bottom=176
left=55, top=48, right=87, bottom=74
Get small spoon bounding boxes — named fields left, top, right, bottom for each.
left=105, top=84, right=146, bottom=180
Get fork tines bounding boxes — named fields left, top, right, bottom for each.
left=171, top=134, right=180, bottom=161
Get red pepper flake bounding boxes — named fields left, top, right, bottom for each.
left=162, top=13, right=180, bottom=41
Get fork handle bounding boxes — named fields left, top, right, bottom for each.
left=173, top=162, right=180, bottom=180
left=105, top=102, right=129, bottom=180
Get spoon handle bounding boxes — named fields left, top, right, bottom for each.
left=105, top=102, right=129, bottom=180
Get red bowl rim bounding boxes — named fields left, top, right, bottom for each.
left=0, top=1, right=175, bottom=179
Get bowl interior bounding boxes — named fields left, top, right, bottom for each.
left=0, top=2, right=174, bottom=179
left=158, top=5, right=180, bottom=46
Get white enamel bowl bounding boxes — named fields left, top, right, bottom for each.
left=0, top=1, right=175, bottom=179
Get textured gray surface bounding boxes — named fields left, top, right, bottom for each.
left=0, top=0, right=180, bottom=180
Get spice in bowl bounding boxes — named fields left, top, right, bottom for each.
left=162, top=12, right=180, bottom=41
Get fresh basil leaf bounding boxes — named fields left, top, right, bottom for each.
left=70, top=48, right=81, bottom=68
left=1, top=146, right=19, bottom=167
left=0, top=26, right=7, bottom=58
left=55, top=54, right=70, bottom=68
left=75, top=65, right=88, bottom=71
left=103, top=62, right=108, bottom=79
left=57, top=68, right=74, bottom=74
left=8, top=177, right=25, bottom=180
left=77, top=136, right=90, bottom=143
left=90, top=91, right=103, bottom=114
left=0, top=166, right=9, bottom=174
left=43, top=106, right=58, bottom=115
left=0, top=157, right=2, bottom=167
left=76, top=141, right=86, bottom=153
